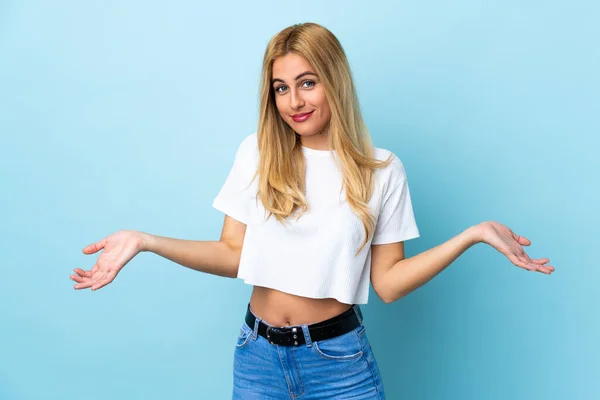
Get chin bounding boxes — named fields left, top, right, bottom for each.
left=293, top=126, right=325, bottom=137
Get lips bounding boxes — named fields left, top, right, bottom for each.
left=292, top=110, right=314, bottom=122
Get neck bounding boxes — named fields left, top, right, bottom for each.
left=299, top=130, right=330, bottom=151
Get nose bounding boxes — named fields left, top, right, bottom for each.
left=289, top=89, right=305, bottom=110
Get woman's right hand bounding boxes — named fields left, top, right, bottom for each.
left=71, top=230, right=147, bottom=291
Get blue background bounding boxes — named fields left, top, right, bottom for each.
left=1, top=1, right=598, bottom=399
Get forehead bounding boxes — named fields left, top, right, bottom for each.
left=272, top=53, right=315, bottom=79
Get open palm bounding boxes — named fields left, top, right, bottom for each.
left=70, top=230, right=144, bottom=291
left=478, top=221, right=555, bottom=275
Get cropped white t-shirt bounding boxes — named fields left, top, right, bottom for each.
left=212, top=132, right=419, bottom=304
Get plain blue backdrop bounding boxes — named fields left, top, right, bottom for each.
left=1, top=1, right=598, bottom=399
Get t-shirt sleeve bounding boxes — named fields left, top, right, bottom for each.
left=212, top=134, right=257, bottom=224
left=371, top=156, right=420, bottom=245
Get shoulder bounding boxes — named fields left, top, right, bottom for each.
left=235, top=132, right=259, bottom=159
left=373, top=147, right=407, bottom=184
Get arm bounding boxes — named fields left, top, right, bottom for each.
left=373, top=225, right=480, bottom=304
left=371, top=221, right=554, bottom=304
left=141, top=215, right=246, bottom=279
left=72, top=215, right=246, bottom=291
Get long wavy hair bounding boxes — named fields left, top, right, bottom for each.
left=255, top=22, right=393, bottom=255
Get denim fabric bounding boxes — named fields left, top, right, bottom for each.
left=232, top=305, right=385, bottom=399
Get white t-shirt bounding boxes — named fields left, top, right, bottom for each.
left=212, top=132, right=419, bottom=304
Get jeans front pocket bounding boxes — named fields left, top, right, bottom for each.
left=312, top=325, right=365, bottom=360
left=236, top=322, right=253, bottom=349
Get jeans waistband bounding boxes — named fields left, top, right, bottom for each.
left=246, top=303, right=363, bottom=345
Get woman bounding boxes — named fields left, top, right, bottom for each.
left=70, top=23, right=554, bottom=399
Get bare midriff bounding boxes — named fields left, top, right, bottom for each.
left=249, top=285, right=353, bottom=327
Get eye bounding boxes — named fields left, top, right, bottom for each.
left=274, top=85, right=287, bottom=94
left=302, top=80, right=315, bottom=88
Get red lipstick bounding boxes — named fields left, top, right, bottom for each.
left=292, top=110, right=314, bottom=122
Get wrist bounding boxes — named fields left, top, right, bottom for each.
left=464, top=224, right=484, bottom=245
left=138, top=231, right=155, bottom=252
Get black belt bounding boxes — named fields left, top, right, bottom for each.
left=244, top=303, right=362, bottom=346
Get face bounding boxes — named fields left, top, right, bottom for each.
left=271, top=53, right=332, bottom=140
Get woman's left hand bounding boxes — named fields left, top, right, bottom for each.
left=474, top=221, right=555, bottom=275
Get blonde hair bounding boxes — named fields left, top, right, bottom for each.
left=255, top=22, right=393, bottom=255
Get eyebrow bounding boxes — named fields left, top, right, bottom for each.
left=271, top=71, right=317, bottom=84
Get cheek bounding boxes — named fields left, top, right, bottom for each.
left=274, top=97, right=287, bottom=116
left=318, top=98, right=331, bottom=121
left=312, top=91, right=330, bottom=116
left=321, top=102, right=331, bottom=119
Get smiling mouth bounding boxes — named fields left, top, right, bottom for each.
left=291, top=110, right=314, bottom=122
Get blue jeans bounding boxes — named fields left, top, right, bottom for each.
left=232, top=304, right=386, bottom=399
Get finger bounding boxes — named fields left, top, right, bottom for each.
left=513, top=233, right=531, bottom=246
left=70, top=274, right=86, bottom=283
left=517, top=257, right=555, bottom=274
left=538, top=264, right=555, bottom=273
left=74, top=279, right=95, bottom=290
left=521, top=258, right=545, bottom=273
left=74, top=268, right=104, bottom=289
left=531, top=258, right=550, bottom=265
left=523, top=255, right=555, bottom=272
left=73, top=268, right=92, bottom=278
left=516, top=252, right=551, bottom=271
left=82, top=238, right=107, bottom=254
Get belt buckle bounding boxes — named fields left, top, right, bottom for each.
left=266, top=326, right=275, bottom=344
left=266, top=325, right=299, bottom=346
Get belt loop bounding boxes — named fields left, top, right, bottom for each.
left=252, top=317, right=260, bottom=340
left=352, top=304, right=363, bottom=324
left=301, top=324, right=313, bottom=347
left=248, top=303, right=260, bottom=340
